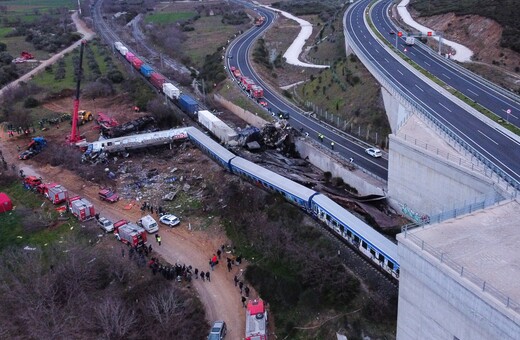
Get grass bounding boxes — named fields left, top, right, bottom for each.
left=216, top=79, right=272, bottom=122
left=184, top=15, right=244, bottom=67
left=32, top=41, right=115, bottom=93
left=144, top=11, right=197, bottom=25
left=0, top=181, right=78, bottom=250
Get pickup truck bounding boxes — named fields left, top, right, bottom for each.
left=98, top=189, right=120, bottom=203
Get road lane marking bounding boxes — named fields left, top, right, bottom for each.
left=438, top=103, right=452, bottom=112
left=397, top=69, right=403, bottom=75
left=384, top=58, right=390, bottom=63
left=410, top=52, right=416, bottom=56
left=415, top=84, right=424, bottom=92
left=467, top=88, right=479, bottom=96
left=478, top=130, right=499, bottom=145
left=442, top=73, right=451, bottom=79
left=424, top=61, right=431, bottom=66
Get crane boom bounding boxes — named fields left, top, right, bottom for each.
left=69, top=41, right=86, bottom=144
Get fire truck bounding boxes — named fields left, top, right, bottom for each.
left=250, top=85, right=264, bottom=99
left=37, top=183, right=68, bottom=204
left=68, top=196, right=95, bottom=221
left=245, top=298, right=268, bottom=340
left=241, top=77, right=255, bottom=91
left=114, top=220, right=147, bottom=248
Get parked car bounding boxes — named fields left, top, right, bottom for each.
left=278, top=111, right=290, bottom=119
left=208, top=321, right=227, bottom=340
left=159, top=214, right=181, bottom=227
left=365, top=147, right=382, bottom=158
left=97, top=217, right=115, bottom=233
left=98, top=188, right=120, bottom=203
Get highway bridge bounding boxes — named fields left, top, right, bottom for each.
left=343, top=0, right=519, bottom=214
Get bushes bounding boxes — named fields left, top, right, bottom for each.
left=23, top=97, right=39, bottom=108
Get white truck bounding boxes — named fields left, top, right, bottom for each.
left=405, top=37, right=415, bottom=46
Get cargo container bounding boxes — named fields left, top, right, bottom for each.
left=119, top=46, right=128, bottom=56
left=68, top=196, right=95, bottom=221
left=163, top=82, right=181, bottom=100
left=197, top=110, right=237, bottom=143
left=114, top=42, right=123, bottom=51
left=241, top=77, right=255, bottom=91
left=250, top=85, right=264, bottom=99
left=178, top=94, right=199, bottom=116
left=125, top=51, right=135, bottom=62
left=140, top=64, right=154, bottom=78
left=150, top=72, right=167, bottom=90
left=132, top=57, right=144, bottom=70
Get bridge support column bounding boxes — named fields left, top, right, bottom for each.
left=381, top=86, right=412, bottom=134
left=344, top=33, right=354, bottom=56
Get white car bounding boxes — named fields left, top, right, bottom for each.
left=365, top=147, right=382, bottom=158
left=97, top=217, right=115, bottom=233
left=159, top=214, right=180, bottom=227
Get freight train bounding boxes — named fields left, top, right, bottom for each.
left=113, top=41, right=198, bottom=116
left=111, top=42, right=400, bottom=280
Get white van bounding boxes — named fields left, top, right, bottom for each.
left=138, top=215, right=159, bottom=233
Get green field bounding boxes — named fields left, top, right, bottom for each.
left=0, top=181, right=78, bottom=250
left=0, top=0, right=75, bottom=10
left=185, top=15, right=242, bottom=67
left=32, top=41, right=114, bottom=93
left=144, top=11, right=197, bottom=25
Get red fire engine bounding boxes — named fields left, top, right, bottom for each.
left=245, top=298, right=268, bottom=340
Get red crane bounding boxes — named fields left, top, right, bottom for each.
left=68, top=41, right=87, bottom=144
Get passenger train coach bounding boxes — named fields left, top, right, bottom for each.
left=110, top=41, right=400, bottom=280
left=187, top=128, right=400, bottom=279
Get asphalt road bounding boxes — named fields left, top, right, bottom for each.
left=372, top=0, right=520, bottom=129
left=227, top=3, right=389, bottom=181
left=345, top=0, right=520, bottom=187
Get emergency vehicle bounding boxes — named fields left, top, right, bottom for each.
left=68, top=196, right=95, bottom=221
left=245, top=298, right=268, bottom=340
left=114, top=220, right=147, bottom=248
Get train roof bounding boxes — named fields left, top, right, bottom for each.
left=186, top=127, right=236, bottom=163
left=230, top=157, right=316, bottom=201
left=312, top=194, right=398, bottom=263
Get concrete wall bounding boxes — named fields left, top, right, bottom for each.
left=213, top=94, right=268, bottom=128
left=388, top=134, right=500, bottom=215
left=381, top=87, right=412, bottom=134
left=295, top=139, right=385, bottom=196
left=396, top=235, right=520, bottom=340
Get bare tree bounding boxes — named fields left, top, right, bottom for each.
left=95, top=297, right=137, bottom=338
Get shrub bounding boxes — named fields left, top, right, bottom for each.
left=23, top=97, right=39, bottom=108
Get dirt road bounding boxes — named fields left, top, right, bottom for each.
left=0, top=127, right=247, bottom=339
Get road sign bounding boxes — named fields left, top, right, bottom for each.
left=398, top=31, right=403, bottom=37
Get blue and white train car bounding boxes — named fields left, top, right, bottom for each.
left=311, top=194, right=399, bottom=278
left=187, top=127, right=236, bottom=171
left=229, top=157, right=317, bottom=210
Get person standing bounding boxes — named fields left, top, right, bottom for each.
left=201, top=271, right=205, bottom=281
left=234, top=275, right=239, bottom=287
left=241, top=296, right=247, bottom=308
left=330, top=141, right=335, bottom=150
left=205, top=271, right=210, bottom=282
left=155, top=234, right=161, bottom=246
left=245, top=286, right=250, bottom=298
left=227, top=261, right=232, bottom=272
left=194, top=268, right=199, bottom=279
left=121, top=247, right=125, bottom=258
left=239, top=281, right=244, bottom=293
left=217, top=249, right=222, bottom=259
left=148, top=244, right=152, bottom=254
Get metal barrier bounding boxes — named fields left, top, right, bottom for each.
left=402, top=227, right=520, bottom=314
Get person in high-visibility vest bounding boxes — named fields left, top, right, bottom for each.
left=331, top=141, right=335, bottom=150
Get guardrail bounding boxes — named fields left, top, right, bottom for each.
left=402, top=226, right=520, bottom=315
left=343, top=3, right=520, bottom=195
